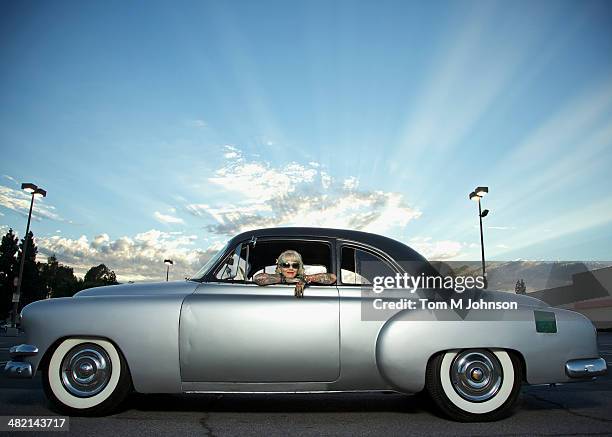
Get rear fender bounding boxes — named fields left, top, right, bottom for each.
left=375, top=306, right=598, bottom=393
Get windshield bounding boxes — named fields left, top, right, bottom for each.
left=190, top=241, right=231, bottom=280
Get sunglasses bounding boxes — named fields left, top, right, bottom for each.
left=280, top=262, right=300, bottom=269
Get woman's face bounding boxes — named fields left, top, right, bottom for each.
left=279, top=257, right=300, bottom=279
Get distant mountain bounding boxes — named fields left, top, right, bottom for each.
left=430, top=261, right=612, bottom=292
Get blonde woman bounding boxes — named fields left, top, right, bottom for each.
left=254, top=250, right=336, bottom=298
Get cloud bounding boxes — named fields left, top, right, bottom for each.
left=2, top=175, right=18, bottom=185
left=320, top=172, right=332, bottom=189
left=0, top=185, right=61, bottom=221
left=154, top=211, right=184, bottom=224
left=409, top=237, right=464, bottom=260
left=188, top=148, right=422, bottom=236
left=343, top=176, right=359, bottom=191
left=208, top=160, right=317, bottom=202
left=186, top=119, right=208, bottom=128
left=223, top=144, right=242, bottom=159
left=185, top=203, right=210, bottom=217
left=37, top=229, right=218, bottom=282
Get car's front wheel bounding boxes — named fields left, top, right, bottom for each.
left=43, top=338, right=132, bottom=416
left=425, top=349, right=522, bottom=422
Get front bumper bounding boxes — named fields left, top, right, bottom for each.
left=565, top=358, right=608, bottom=378
left=4, top=361, right=33, bottom=378
left=3, top=344, right=38, bottom=379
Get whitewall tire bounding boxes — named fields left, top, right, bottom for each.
left=43, top=338, right=132, bottom=416
left=426, top=349, right=522, bottom=422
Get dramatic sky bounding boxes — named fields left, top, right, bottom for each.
left=1, top=0, right=611, bottom=281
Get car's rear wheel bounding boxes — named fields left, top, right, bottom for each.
left=425, top=349, right=522, bottom=422
left=43, top=338, right=132, bottom=416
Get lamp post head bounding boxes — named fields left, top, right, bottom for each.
left=475, top=186, right=489, bottom=197
left=34, top=188, right=46, bottom=198
left=164, top=259, right=174, bottom=266
left=21, top=183, right=37, bottom=194
left=480, top=209, right=489, bottom=218
left=469, top=191, right=480, bottom=201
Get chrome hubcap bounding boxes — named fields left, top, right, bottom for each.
left=60, top=343, right=112, bottom=397
left=471, top=368, right=483, bottom=381
left=450, top=350, right=503, bottom=402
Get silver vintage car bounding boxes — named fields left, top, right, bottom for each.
left=4, top=227, right=607, bottom=421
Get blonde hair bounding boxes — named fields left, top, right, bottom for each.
left=275, top=250, right=305, bottom=277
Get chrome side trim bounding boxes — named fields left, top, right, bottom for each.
left=183, top=389, right=402, bottom=394
left=9, top=344, right=39, bottom=358
left=4, top=361, right=33, bottom=378
left=565, top=358, right=607, bottom=378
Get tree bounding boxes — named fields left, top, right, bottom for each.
left=515, top=279, right=526, bottom=294
left=39, top=255, right=80, bottom=298
left=1, top=231, right=122, bottom=310
left=0, top=229, right=19, bottom=320
left=18, top=231, right=44, bottom=308
left=83, top=264, right=118, bottom=288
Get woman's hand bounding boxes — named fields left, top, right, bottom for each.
left=294, top=280, right=306, bottom=298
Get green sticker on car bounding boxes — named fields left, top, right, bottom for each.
left=534, top=310, right=557, bottom=333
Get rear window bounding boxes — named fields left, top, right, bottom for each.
left=340, top=246, right=397, bottom=285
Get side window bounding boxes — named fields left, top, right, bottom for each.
left=340, top=246, right=396, bottom=285
left=252, top=263, right=328, bottom=277
left=249, top=240, right=332, bottom=283
left=211, top=239, right=333, bottom=284
left=215, top=244, right=247, bottom=281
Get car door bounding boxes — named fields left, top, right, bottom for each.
left=179, top=238, right=340, bottom=383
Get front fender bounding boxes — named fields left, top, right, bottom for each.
left=20, top=294, right=186, bottom=393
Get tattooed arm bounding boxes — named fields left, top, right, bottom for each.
left=253, top=273, right=284, bottom=286
left=254, top=272, right=306, bottom=298
left=305, top=273, right=337, bottom=285
left=253, top=273, right=319, bottom=298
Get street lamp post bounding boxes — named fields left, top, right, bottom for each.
left=13, top=183, right=46, bottom=327
left=469, top=186, right=489, bottom=288
left=164, top=259, right=173, bottom=282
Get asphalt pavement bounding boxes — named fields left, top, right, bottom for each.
left=0, top=332, right=611, bottom=436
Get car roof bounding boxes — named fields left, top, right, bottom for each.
left=228, top=227, right=428, bottom=264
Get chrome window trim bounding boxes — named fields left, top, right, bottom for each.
left=205, top=237, right=336, bottom=284
left=336, top=239, right=403, bottom=286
